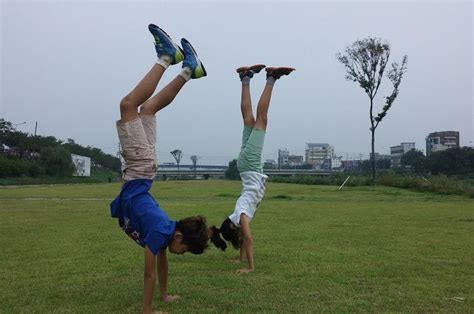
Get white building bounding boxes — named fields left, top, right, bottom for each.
left=426, top=131, right=460, bottom=156
left=390, top=142, right=416, bottom=168
left=305, top=143, right=335, bottom=169
left=71, top=154, right=91, bottom=176
left=321, top=156, right=343, bottom=170
left=278, top=149, right=289, bottom=168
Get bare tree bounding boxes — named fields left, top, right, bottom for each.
left=170, top=149, right=183, bottom=178
left=337, top=37, right=407, bottom=183
left=190, top=155, right=199, bottom=179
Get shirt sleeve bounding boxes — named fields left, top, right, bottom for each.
left=143, top=229, right=168, bottom=255
left=110, top=196, right=120, bottom=218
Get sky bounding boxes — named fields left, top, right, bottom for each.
left=1, top=0, right=473, bottom=165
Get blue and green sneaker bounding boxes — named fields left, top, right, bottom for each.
left=180, top=38, right=207, bottom=79
left=148, top=24, right=184, bottom=65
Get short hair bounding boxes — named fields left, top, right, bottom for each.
left=210, top=218, right=241, bottom=251
left=176, top=215, right=209, bottom=254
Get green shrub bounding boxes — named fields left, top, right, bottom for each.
left=225, top=159, right=239, bottom=180
left=270, top=173, right=474, bottom=197
left=40, top=147, right=75, bottom=177
left=0, top=157, right=45, bottom=178
left=27, top=163, right=45, bottom=177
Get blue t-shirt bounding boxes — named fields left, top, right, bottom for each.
left=110, top=179, right=176, bottom=255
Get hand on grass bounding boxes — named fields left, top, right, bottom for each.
left=161, top=295, right=180, bottom=303
left=236, top=268, right=253, bottom=275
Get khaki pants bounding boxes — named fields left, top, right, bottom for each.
left=116, top=115, right=157, bottom=181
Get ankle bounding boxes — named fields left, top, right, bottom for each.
left=157, top=55, right=172, bottom=69
left=179, top=67, right=192, bottom=82
left=266, top=77, right=276, bottom=86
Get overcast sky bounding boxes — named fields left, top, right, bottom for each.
left=1, top=0, right=472, bottom=165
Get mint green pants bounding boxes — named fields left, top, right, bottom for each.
left=237, top=126, right=266, bottom=173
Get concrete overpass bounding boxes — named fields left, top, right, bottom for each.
left=155, top=168, right=334, bottom=179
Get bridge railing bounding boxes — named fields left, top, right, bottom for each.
left=156, top=168, right=335, bottom=178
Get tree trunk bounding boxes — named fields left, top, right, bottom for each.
left=371, top=130, right=376, bottom=184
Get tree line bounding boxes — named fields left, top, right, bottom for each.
left=0, top=119, right=120, bottom=178
left=224, top=146, right=474, bottom=180
left=356, top=147, right=474, bottom=176
left=399, top=147, right=474, bottom=176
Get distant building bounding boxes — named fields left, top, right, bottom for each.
left=0, top=144, right=10, bottom=154
left=390, top=142, right=416, bottom=168
left=368, top=153, right=391, bottom=170
left=341, top=160, right=359, bottom=171
left=305, top=143, right=335, bottom=169
left=426, top=131, right=460, bottom=156
left=263, top=159, right=277, bottom=169
left=321, top=156, right=343, bottom=170
left=288, top=155, right=304, bottom=167
left=370, top=152, right=391, bottom=161
left=278, top=149, right=290, bottom=168
left=71, top=154, right=91, bottom=177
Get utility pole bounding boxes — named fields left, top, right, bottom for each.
left=34, top=122, right=38, bottom=136
left=117, top=142, right=122, bottom=160
left=190, top=155, right=199, bottom=179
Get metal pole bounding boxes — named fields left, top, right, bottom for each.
left=337, top=176, right=351, bottom=191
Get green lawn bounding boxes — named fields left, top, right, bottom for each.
left=1, top=181, right=473, bottom=313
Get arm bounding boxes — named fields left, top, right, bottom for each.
left=239, top=244, right=247, bottom=262
left=237, top=213, right=254, bottom=274
left=157, top=249, right=169, bottom=300
left=157, top=249, right=180, bottom=303
left=143, top=246, right=157, bottom=314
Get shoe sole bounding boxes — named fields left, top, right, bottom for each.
left=181, top=38, right=207, bottom=77
left=266, top=66, right=295, bottom=77
left=265, top=66, right=296, bottom=72
left=236, top=64, right=266, bottom=74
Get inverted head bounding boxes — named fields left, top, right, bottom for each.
left=168, top=215, right=209, bottom=255
left=210, top=218, right=242, bottom=251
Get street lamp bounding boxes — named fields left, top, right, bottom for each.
left=13, top=121, right=26, bottom=127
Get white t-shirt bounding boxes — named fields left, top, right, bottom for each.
left=228, top=171, right=268, bottom=226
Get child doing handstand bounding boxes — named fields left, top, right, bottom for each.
left=110, top=24, right=208, bottom=313
left=210, top=64, right=294, bottom=274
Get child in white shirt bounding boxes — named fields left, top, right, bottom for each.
left=210, top=64, right=295, bottom=274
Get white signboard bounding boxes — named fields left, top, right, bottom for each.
left=71, top=154, right=91, bottom=177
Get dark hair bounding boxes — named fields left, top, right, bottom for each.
left=176, top=215, right=209, bottom=254
left=210, top=218, right=241, bottom=251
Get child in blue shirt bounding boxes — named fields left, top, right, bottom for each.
left=110, top=24, right=208, bottom=314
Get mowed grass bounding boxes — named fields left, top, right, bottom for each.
left=1, top=181, right=473, bottom=313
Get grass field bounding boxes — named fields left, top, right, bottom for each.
left=1, top=180, right=473, bottom=313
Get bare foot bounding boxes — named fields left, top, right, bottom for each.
left=162, top=295, right=180, bottom=303
left=236, top=268, right=254, bottom=275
